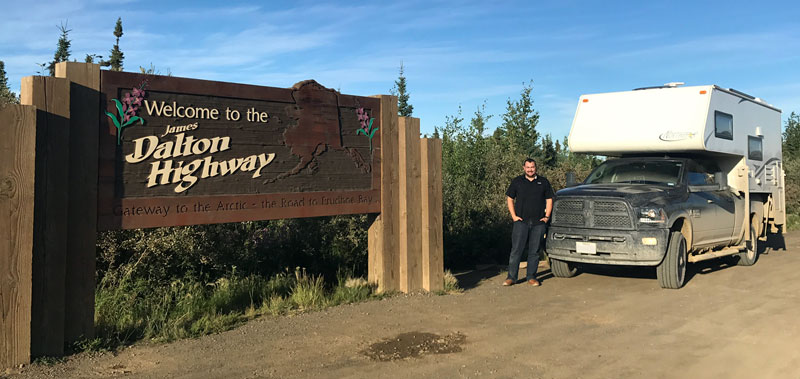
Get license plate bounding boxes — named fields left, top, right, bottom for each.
left=576, top=241, right=597, bottom=255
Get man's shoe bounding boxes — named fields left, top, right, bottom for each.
left=502, top=279, right=514, bottom=286
left=528, top=279, right=541, bottom=287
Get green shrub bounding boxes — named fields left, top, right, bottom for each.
left=439, top=86, right=598, bottom=268
left=96, top=215, right=370, bottom=291
left=784, top=157, right=800, bottom=215
left=92, top=269, right=387, bottom=350
left=786, top=213, right=800, bottom=231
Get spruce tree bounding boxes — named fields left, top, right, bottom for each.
left=496, top=82, right=540, bottom=158
left=0, top=61, right=19, bottom=105
left=541, top=133, right=558, bottom=165
left=85, top=54, right=102, bottom=63
left=107, top=18, right=124, bottom=71
left=390, top=62, right=413, bottom=117
left=47, top=23, right=72, bottom=76
left=784, top=112, right=800, bottom=159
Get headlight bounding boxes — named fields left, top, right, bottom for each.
left=637, top=207, right=666, bottom=223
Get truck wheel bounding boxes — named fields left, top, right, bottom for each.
left=550, top=258, right=578, bottom=278
left=737, top=225, right=759, bottom=266
left=657, top=231, right=687, bottom=289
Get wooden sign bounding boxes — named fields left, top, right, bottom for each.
left=2, top=63, right=442, bottom=369
left=98, top=71, right=381, bottom=229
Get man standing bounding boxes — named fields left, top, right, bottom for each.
left=504, top=158, right=554, bottom=286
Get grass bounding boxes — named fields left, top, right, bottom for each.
left=73, top=265, right=466, bottom=355
left=89, top=267, right=389, bottom=352
left=432, top=270, right=464, bottom=295
left=442, top=270, right=463, bottom=293
left=289, top=268, right=327, bottom=310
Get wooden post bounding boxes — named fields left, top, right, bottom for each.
left=368, top=95, right=399, bottom=292
left=20, top=76, right=71, bottom=357
left=55, top=62, right=100, bottom=342
left=398, top=117, right=422, bottom=292
left=420, top=138, right=443, bottom=292
left=0, top=105, right=38, bottom=368
left=367, top=102, right=444, bottom=294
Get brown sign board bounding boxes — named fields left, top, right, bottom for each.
left=98, top=71, right=381, bottom=230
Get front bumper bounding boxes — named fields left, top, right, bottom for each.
left=546, top=226, right=669, bottom=266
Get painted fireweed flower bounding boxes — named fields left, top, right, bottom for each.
left=107, top=80, right=148, bottom=145
left=355, top=107, right=378, bottom=152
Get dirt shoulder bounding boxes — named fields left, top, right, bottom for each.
left=8, top=232, right=800, bottom=379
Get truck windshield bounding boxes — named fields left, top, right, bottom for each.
left=584, top=160, right=683, bottom=186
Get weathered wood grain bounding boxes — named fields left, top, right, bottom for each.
left=368, top=95, right=399, bottom=292
left=97, top=71, right=381, bottom=228
left=398, top=117, right=422, bottom=292
left=421, top=138, right=444, bottom=292
left=0, top=105, right=37, bottom=368
left=56, top=62, right=99, bottom=342
left=21, top=76, right=71, bottom=357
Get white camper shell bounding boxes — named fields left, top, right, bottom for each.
left=568, top=84, right=786, bottom=231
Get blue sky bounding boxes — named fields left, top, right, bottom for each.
left=3, top=0, right=800, bottom=139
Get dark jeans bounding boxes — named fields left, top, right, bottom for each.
left=507, top=221, right=547, bottom=282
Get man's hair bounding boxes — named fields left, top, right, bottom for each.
left=523, top=158, right=536, bottom=166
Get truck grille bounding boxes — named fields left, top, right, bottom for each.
left=558, top=212, right=585, bottom=225
left=593, top=214, right=632, bottom=228
left=557, top=199, right=584, bottom=212
left=553, top=198, right=633, bottom=230
left=594, top=201, right=627, bottom=213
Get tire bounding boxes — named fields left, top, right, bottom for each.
left=550, top=258, right=578, bottom=278
left=657, top=231, right=687, bottom=289
left=737, top=224, right=759, bottom=266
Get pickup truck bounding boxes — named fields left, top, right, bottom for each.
left=546, top=155, right=755, bottom=288
left=546, top=83, right=784, bottom=289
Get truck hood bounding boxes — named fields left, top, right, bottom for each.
left=556, top=184, right=680, bottom=208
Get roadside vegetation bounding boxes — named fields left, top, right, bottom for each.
left=438, top=86, right=597, bottom=268
left=89, top=267, right=386, bottom=350
left=88, top=216, right=381, bottom=350
left=783, top=112, right=800, bottom=230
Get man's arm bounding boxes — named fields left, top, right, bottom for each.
left=507, top=196, right=522, bottom=221
left=540, top=198, right=553, bottom=223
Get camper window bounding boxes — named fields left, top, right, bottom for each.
left=715, top=111, right=733, bottom=140
left=748, top=136, right=763, bottom=161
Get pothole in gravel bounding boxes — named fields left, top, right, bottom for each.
left=362, top=331, right=466, bottom=361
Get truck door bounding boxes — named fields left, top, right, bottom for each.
left=686, top=162, right=718, bottom=245
left=714, top=190, right=739, bottom=243
left=694, top=161, right=736, bottom=244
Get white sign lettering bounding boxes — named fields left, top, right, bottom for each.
left=125, top=132, right=275, bottom=193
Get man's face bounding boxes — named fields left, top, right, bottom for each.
left=524, top=161, right=536, bottom=177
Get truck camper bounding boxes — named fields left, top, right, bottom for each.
left=547, top=83, right=785, bottom=289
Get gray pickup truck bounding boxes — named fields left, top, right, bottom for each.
left=546, top=155, right=758, bottom=289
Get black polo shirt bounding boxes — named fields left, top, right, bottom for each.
left=506, top=175, right=554, bottom=225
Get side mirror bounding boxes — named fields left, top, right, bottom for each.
left=566, top=171, right=577, bottom=187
